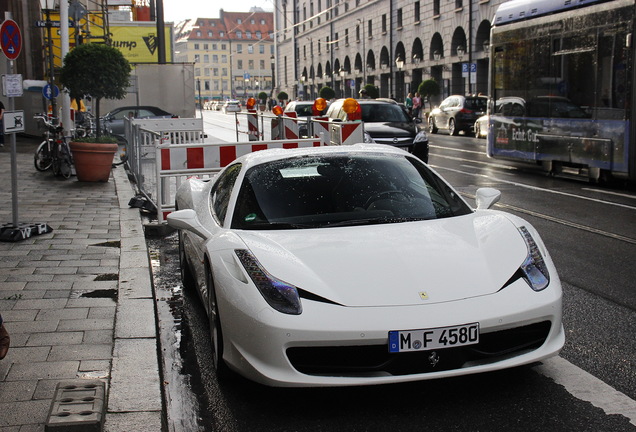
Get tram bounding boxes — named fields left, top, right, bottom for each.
left=487, top=0, right=635, bottom=182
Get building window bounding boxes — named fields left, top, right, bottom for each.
left=213, top=68, right=219, bottom=76
left=260, top=19, right=265, bottom=24
left=249, top=60, right=254, bottom=69
left=259, top=45, right=264, bottom=54
left=368, top=20, right=372, bottom=37
left=204, top=80, right=210, bottom=90
left=345, top=29, right=349, bottom=46
left=221, top=44, right=226, bottom=49
left=434, top=0, right=440, bottom=15
left=204, top=44, right=208, bottom=50
left=219, top=31, right=224, bottom=37
left=238, top=60, right=243, bottom=69
left=246, top=31, right=252, bottom=39
left=194, top=54, right=200, bottom=62
left=415, top=1, right=420, bottom=22
left=382, top=14, right=387, bottom=33
left=397, top=8, right=402, bottom=28
left=237, top=18, right=242, bottom=24
left=196, top=31, right=201, bottom=36
left=204, top=68, right=210, bottom=76
left=213, top=54, right=218, bottom=62
left=248, top=45, right=254, bottom=54
left=260, top=59, right=265, bottom=69
left=222, top=68, right=227, bottom=76
left=236, top=31, right=242, bottom=39
left=456, top=0, right=463, bottom=8
left=334, top=32, right=338, bottom=49
left=212, top=43, right=217, bottom=49
left=256, top=31, right=261, bottom=39
left=356, top=24, right=360, bottom=42
left=194, top=43, right=199, bottom=49
left=236, top=44, right=242, bottom=53
left=208, top=31, right=213, bottom=37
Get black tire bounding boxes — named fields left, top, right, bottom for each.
left=34, top=141, right=53, bottom=171
left=58, top=145, right=73, bottom=179
left=449, top=118, right=458, bottom=136
left=206, top=264, right=231, bottom=380
left=178, top=230, right=196, bottom=291
left=428, top=117, right=438, bottom=134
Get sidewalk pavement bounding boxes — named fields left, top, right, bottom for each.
left=0, top=136, right=164, bottom=431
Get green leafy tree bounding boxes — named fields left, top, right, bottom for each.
left=258, top=91, right=268, bottom=103
left=60, top=43, right=131, bottom=138
left=277, top=91, right=289, bottom=105
left=418, top=79, right=441, bottom=111
left=362, top=84, right=380, bottom=99
left=319, top=86, right=335, bottom=100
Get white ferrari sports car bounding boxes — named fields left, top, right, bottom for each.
left=168, top=144, right=564, bottom=387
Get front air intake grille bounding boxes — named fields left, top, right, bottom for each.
left=286, top=321, right=551, bottom=376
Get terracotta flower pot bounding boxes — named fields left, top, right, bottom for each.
left=69, top=141, right=118, bottom=182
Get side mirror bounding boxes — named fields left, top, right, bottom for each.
left=167, top=209, right=211, bottom=239
left=475, top=188, right=501, bottom=210
left=413, top=118, right=422, bottom=124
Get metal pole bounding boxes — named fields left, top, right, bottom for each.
left=60, top=0, right=71, bottom=136
left=46, top=9, right=57, bottom=125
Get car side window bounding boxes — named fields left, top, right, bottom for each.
left=210, top=164, right=242, bottom=226
left=138, top=109, right=154, bottom=117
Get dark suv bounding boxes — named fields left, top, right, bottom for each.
left=428, top=95, right=488, bottom=136
left=326, top=99, right=429, bottom=162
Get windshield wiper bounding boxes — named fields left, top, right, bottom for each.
left=326, top=217, right=426, bottom=228
left=243, top=221, right=315, bottom=230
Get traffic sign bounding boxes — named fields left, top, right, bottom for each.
left=2, top=74, right=23, bottom=97
left=42, top=83, right=60, bottom=100
left=0, top=19, right=22, bottom=60
left=3, top=111, right=25, bottom=134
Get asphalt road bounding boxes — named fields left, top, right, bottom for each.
left=148, top=111, right=636, bottom=431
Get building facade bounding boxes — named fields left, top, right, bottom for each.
left=174, top=9, right=275, bottom=103
left=274, top=0, right=506, bottom=104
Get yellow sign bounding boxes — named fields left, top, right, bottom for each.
left=110, top=25, right=173, bottom=63
left=45, top=12, right=172, bottom=67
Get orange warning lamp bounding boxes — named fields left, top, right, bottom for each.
left=246, top=97, right=256, bottom=110
left=272, top=105, right=284, bottom=116
left=342, top=98, right=361, bottom=121
left=312, top=98, right=328, bottom=115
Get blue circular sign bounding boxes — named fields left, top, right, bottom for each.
left=42, top=84, right=60, bottom=100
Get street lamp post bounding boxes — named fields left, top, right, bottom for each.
left=40, top=0, right=58, bottom=125
left=395, top=55, right=404, bottom=101
left=457, top=45, right=466, bottom=95
left=339, top=68, right=346, bottom=98
left=270, top=55, right=275, bottom=98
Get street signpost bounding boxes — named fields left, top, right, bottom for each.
left=42, top=83, right=60, bottom=100
left=0, top=19, right=22, bottom=60
left=0, top=17, right=52, bottom=242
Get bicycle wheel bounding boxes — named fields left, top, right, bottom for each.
left=34, top=140, right=53, bottom=171
left=58, top=143, right=73, bottom=179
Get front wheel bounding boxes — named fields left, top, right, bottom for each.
left=428, top=117, right=438, bottom=134
left=207, top=265, right=232, bottom=380
left=34, top=141, right=53, bottom=171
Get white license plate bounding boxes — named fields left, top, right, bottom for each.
left=388, top=323, right=480, bottom=353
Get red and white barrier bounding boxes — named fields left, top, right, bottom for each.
left=329, top=122, right=365, bottom=146
left=156, top=138, right=323, bottom=222
left=247, top=109, right=259, bottom=141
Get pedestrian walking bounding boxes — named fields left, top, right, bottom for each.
left=405, top=92, right=413, bottom=116
left=412, top=92, right=422, bottom=119
left=0, top=99, right=5, bottom=147
left=0, top=314, right=9, bottom=360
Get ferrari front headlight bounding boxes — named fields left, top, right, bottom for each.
left=518, top=226, right=549, bottom=291
left=235, top=249, right=302, bottom=315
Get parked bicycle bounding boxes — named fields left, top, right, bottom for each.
left=33, top=114, right=74, bottom=179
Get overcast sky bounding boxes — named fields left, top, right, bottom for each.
left=161, top=0, right=275, bottom=22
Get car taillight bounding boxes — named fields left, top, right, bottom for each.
left=459, top=108, right=473, bottom=114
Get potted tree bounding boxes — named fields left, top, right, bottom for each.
left=60, top=43, right=132, bottom=182
left=257, top=91, right=268, bottom=111
left=418, top=79, right=441, bottom=120
left=277, top=91, right=289, bottom=109
left=319, top=86, right=335, bottom=101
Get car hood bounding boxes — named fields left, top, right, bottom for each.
left=234, top=212, right=528, bottom=307
left=364, top=122, right=417, bottom=138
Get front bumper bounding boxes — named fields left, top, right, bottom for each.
left=218, top=276, right=564, bottom=387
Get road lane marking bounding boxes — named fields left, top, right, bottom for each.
left=534, top=357, right=636, bottom=426
left=432, top=164, right=636, bottom=211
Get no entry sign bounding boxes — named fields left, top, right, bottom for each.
left=1, top=19, right=22, bottom=60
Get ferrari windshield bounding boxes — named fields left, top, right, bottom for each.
left=231, top=153, right=472, bottom=229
